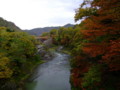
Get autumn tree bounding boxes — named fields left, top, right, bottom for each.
left=0, top=27, right=40, bottom=89
left=71, top=0, right=120, bottom=89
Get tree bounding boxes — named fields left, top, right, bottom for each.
left=0, top=53, right=13, bottom=78
left=0, top=27, right=39, bottom=89
left=71, top=0, right=120, bottom=89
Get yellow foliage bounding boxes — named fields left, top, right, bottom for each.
left=0, top=53, right=13, bottom=78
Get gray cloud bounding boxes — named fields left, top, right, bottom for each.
left=0, top=0, right=83, bottom=29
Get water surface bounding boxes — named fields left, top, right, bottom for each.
left=26, top=52, right=71, bottom=90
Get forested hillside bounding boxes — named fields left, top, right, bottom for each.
left=24, top=24, right=74, bottom=36
left=50, top=0, right=120, bottom=89
left=0, top=17, right=21, bottom=31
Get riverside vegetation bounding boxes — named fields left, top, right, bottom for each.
left=48, top=0, right=120, bottom=89
left=0, top=27, right=43, bottom=89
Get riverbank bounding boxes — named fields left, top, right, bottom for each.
left=20, top=45, right=71, bottom=90
left=19, top=45, right=58, bottom=90
left=25, top=51, right=71, bottom=90
left=17, top=57, right=44, bottom=90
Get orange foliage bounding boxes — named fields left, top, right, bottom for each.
left=82, top=0, right=120, bottom=71
left=102, top=39, right=120, bottom=71
left=83, top=43, right=109, bottom=57
left=71, top=0, right=120, bottom=89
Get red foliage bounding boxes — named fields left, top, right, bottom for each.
left=71, top=0, right=120, bottom=89
left=83, top=43, right=109, bottom=57
left=71, top=56, right=90, bottom=88
left=102, top=39, right=120, bottom=71
left=82, top=0, right=120, bottom=72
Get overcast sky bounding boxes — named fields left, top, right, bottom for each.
left=0, top=0, right=82, bottom=29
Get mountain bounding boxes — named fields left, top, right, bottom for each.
left=23, top=24, right=74, bottom=36
left=63, top=24, right=74, bottom=28
left=0, top=17, right=21, bottom=31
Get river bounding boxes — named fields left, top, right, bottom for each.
left=26, top=52, right=71, bottom=90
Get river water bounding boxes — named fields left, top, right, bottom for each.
left=26, top=52, right=71, bottom=90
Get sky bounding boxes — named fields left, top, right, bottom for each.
left=0, top=0, right=82, bottom=29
